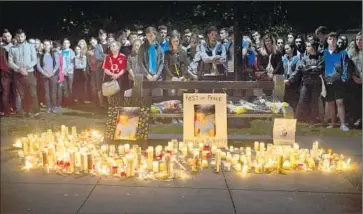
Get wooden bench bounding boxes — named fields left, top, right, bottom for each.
left=131, top=74, right=294, bottom=120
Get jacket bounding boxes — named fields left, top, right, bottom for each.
left=8, top=42, right=37, bottom=72
left=256, top=50, right=284, bottom=75
left=137, top=41, right=164, bottom=79
left=289, top=53, right=324, bottom=85
left=37, top=52, right=60, bottom=76
left=199, top=41, right=227, bottom=77
left=0, top=43, right=13, bottom=72
left=164, top=49, right=189, bottom=79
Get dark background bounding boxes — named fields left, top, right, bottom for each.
left=1, top=1, right=361, bottom=40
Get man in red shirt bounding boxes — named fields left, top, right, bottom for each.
left=102, top=41, right=128, bottom=104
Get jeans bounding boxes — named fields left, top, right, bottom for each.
left=14, top=72, right=40, bottom=113
left=42, top=75, right=58, bottom=108
left=1, top=71, right=16, bottom=114
left=74, top=69, right=88, bottom=102
left=57, top=74, right=74, bottom=106
left=295, top=83, right=321, bottom=123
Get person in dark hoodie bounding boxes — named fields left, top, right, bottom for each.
left=285, top=39, right=324, bottom=125
left=323, top=32, right=349, bottom=132
left=8, top=29, right=39, bottom=118
left=137, top=26, right=164, bottom=97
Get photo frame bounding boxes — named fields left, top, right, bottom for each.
left=183, top=93, right=227, bottom=148
left=273, top=118, right=297, bottom=146
left=104, top=97, right=152, bottom=144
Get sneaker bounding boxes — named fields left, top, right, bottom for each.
left=51, top=107, right=58, bottom=113
left=0, top=112, right=4, bottom=116
left=84, top=100, right=91, bottom=104
left=46, top=108, right=52, bottom=113
left=340, top=124, right=350, bottom=132
left=354, top=119, right=361, bottom=127
left=327, top=124, right=334, bottom=129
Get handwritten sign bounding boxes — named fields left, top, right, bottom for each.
left=183, top=93, right=227, bottom=148
left=273, top=118, right=297, bottom=146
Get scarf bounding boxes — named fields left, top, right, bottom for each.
left=148, top=43, right=157, bottom=75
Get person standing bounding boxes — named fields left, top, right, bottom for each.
left=8, top=29, right=40, bottom=117
left=158, top=25, right=169, bottom=53
left=94, top=29, right=109, bottom=108
left=102, top=41, right=128, bottom=104
left=36, top=40, right=59, bottom=113
left=137, top=26, right=164, bottom=97
left=58, top=38, right=75, bottom=107
left=323, top=32, right=349, bottom=131
left=285, top=40, right=324, bottom=125
left=0, top=29, right=16, bottom=117
left=73, top=45, right=87, bottom=103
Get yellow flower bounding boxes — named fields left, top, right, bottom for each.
left=151, top=106, right=159, bottom=113
left=282, top=102, right=289, bottom=107
left=235, top=107, right=247, bottom=115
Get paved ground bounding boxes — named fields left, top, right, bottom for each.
left=1, top=134, right=361, bottom=214
left=0, top=108, right=361, bottom=214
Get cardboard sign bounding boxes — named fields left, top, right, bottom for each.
left=273, top=118, right=297, bottom=145
left=183, top=93, right=227, bottom=148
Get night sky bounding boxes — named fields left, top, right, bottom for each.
left=1, top=1, right=361, bottom=38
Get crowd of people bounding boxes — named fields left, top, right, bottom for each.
left=240, top=26, right=362, bottom=131
left=0, top=24, right=361, bottom=132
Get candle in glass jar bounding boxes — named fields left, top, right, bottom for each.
left=215, top=150, right=221, bottom=173
left=126, top=154, right=134, bottom=177
left=220, top=152, right=227, bottom=160
left=22, top=138, right=29, bottom=155
left=168, top=141, right=174, bottom=151
left=87, top=154, right=93, bottom=172
left=42, top=150, right=48, bottom=167
left=293, top=143, right=299, bottom=150
left=187, top=142, right=194, bottom=153
left=246, top=147, right=252, bottom=156
left=181, top=147, right=188, bottom=157
left=178, top=142, right=185, bottom=151
left=242, top=164, right=249, bottom=175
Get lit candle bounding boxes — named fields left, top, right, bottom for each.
left=71, top=126, right=77, bottom=138
left=187, top=142, right=194, bottom=153
left=220, top=152, right=227, bottom=160
left=147, top=146, right=154, bottom=170
left=168, top=141, right=174, bottom=151
left=22, top=138, right=29, bottom=155
left=202, top=159, right=209, bottom=168
left=211, top=145, right=217, bottom=155
left=293, top=143, right=299, bottom=150
left=241, top=164, right=249, bottom=175
left=126, top=154, right=134, bottom=177
left=235, top=163, right=242, bottom=171
left=124, top=144, right=130, bottom=153
left=215, top=150, right=221, bottom=173
left=42, top=149, right=48, bottom=167
left=61, top=125, right=66, bottom=137
left=153, top=160, right=159, bottom=173
left=199, top=143, right=204, bottom=151
left=178, top=142, right=185, bottom=151
left=254, top=141, right=259, bottom=151
left=259, top=142, right=265, bottom=152
left=181, top=147, right=188, bottom=157
left=118, top=145, right=125, bottom=155
left=155, top=145, right=162, bottom=157
left=87, top=154, right=93, bottom=173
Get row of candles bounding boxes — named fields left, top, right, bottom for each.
left=12, top=125, right=352, bottom=180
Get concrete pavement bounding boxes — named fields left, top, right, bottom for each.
left=1, top=135, right=362, bottom=214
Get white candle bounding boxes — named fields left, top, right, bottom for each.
left=254, top=141, right=259, bottom=151
left=153, top=160, right=159, bottom=173
left=147, top=146, right=154, bottom=170
left=124, top=144, right=130, bottom=153
left=71, top=126, right=77, bottom=138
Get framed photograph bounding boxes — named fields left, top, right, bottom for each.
left=104, top=97, right=152, bottom=144
left=183, top=93, right=227, bottom=148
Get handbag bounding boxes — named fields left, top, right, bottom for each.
left=255, top=54, right=274, bottom=81
left=101, top=58, right=120, bottom=96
